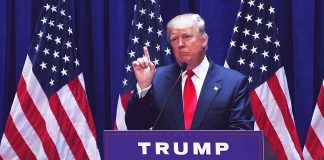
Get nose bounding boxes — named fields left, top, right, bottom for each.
left=178, top=38, right=185, bottom=48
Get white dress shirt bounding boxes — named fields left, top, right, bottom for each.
left=181, top=56, right=209, bottom=99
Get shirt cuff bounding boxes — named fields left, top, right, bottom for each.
left=136, top=83, right=152, bottom=98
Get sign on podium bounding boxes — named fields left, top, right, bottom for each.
left=104, top=130, right=263, bottom=160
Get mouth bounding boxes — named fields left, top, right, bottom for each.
left=179, top=52, right=189, bottom=55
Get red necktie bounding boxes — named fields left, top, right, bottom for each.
left=183, top=70, right=197, bottom=130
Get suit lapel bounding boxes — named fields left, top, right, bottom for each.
left=165, top=65, right=185, bottom=130
left=190, top=63, right=222, bottom=129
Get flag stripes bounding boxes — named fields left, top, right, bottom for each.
left=250, top=90, right=287, bottom=159
left=251, top=68, right=303, bottom=160
left=17, top=76, right=60, bottom=160
left=4, top=116, right=37, bottom=160
left=0, top=55, right=100, bottom=159
left=68, top=77, right=97, bottom=139
left=303, top=80, right=324, bottom=159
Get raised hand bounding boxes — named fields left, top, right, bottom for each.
left=132, top=47, right=156, bottom=89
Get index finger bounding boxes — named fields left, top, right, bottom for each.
left=143, top=47, right=150, bottom=60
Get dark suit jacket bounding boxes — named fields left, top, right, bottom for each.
left=125, top=62, right=254, bottom=130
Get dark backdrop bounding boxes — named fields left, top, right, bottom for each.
left=0, top=0, right=323, bottom=157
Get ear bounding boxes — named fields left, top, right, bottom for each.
left=201, top=35, right=208, bottom=47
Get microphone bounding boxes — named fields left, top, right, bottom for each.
left=150, top=63, right=187, bottom=130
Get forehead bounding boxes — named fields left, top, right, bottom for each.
left=169, top=26, right=198, bottom=36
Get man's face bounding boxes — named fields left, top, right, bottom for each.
left=169, top=25, right=208, bottom=70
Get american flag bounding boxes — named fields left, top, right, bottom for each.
left=114, top=0, right=173, bottom=130
left=225, top=0, right=303, bottom=159
left=0, top=0, right=100, bottom=159
left=303, top=80, right=324, bottom=159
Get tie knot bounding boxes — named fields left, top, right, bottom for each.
left=186, top=70, right=194, bottom=77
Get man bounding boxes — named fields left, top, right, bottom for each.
left=126, top=13, right=253, bottom=130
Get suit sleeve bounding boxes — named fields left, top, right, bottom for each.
left=125, top=87, right=154, bottom=130
left=228, top=76, right=254, bottom=130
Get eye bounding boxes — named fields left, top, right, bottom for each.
left=183, top=35, right=192, bottom=40
left=170, top=37, right=178, bottom=42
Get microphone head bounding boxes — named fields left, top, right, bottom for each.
left=181, top=63, right=187, bottom=71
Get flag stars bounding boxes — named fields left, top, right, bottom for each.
left=153, top=58, right=159, bottom=66
left=49, top=79, right=54, bottom=86
left=164, top=47, right=171, bottom=55
left=136, top=22, right=143, bottom=29
left=147, top=26, right=153, bottom=33
left=266, top=21, right=273, bottom=29
left=48, top=20, right=55, bottom=27
left=62, top=55, right=70, bottom=63
left=255, top=17, right=262, bottom=25
left=264, top=36, right=272, bottom=43
left=74, top=59, right=80, bottom=66
left=260, top=65, right=267, bottom=72
left=54, top=37, right=61, bottom=44
left=237, top=57, right=245, bottom=65
left=61, top=68, right=68, bottom=76
left=128, top=50, right=135, bottom=58
left=251, top=46, right=257, bottom=54
left=53, top=50, right=59, bottom=58
left=132, top=36, right=139, bottom=44
left=155, top=44, right=160, bottom=51
left=68, top=27, right=73, bottom=35
left=150, top=0, right=156, bottom=4
left=51, top=65, right=57, bottom=72
left=249, top=61, right=255, bottom=69
left=243, top=28, right=250, bottom=36
left=233, top=26, right=239, bottom=33
left=240, top=43, right=248, bottom=51
left=40, top=61, right=47, bottom=69
left=60, top=9, right=66, bottom=16
left=157, top=15, right=163, bottom=23
left=149, top=12, right=155, bottom=19
left=125, top=65, right=132, bottom=72
left=237, top=12, right=242, bottom=18
left=269, top=6, right=275, bottom=14
left=57, top=23, right=64, bottom=30
left=248, top=76, right=253, bottom=83
left=274, top=40, right=280, bottom=48
left=43, top=48, right=50, bottom=55
left=51, top=5, right=57, bottom=12
left=273, top=54, right=280, bottom=61
left=257, top=3, right=264, bottom=11
left=157, top=29, right=162, bottom=37
left=122, top=78, right=128, bottom=86
left=139, top=8, right=146, bottom=15
left=230, top=40, right=236, bottom=48
left=37, top=31, right=43, bottom=38
left=244, top=14, right=252, bottom=22
left=44, top=3, right=50, bottom=11
left=65, top=41, right=72, bottom=48
left=46, top=33, right=52, bottom=41
left=144, top=40, right=151, bottom=47
left=35, top=44, right=39, bottom=51
left=261, top=50, right=269, bottom=58
left=252, top=32, right=260, bottom=39
left=41, top=17, right=47, bottom=24
left=247, top=0, right=255, bottom=7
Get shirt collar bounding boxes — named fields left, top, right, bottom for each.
left=182, top=56, right=209, bottom=80
left=192, top=56, right=209, bottom=80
